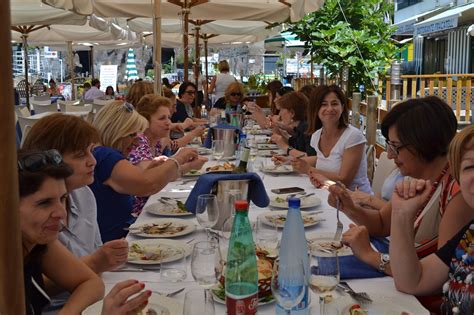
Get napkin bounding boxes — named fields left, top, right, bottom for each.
left=184, top=172, right=269, bottom=213
left=339, top=237, right=389, bottom=279
left=203, top=124, right=239, bottom=149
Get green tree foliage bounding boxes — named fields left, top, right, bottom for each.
left=288, top=0, right=399, bottom=93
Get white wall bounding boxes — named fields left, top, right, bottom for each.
left=394, top=0, right=455, bottom=23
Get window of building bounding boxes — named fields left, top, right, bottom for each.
left=397, top=0, right=423, bottom=10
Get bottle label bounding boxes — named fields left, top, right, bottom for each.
left=240, top=147, right=250, bottom=163
left=226, top=292, right=258, bottom=315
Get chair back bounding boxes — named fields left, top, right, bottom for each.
left=15, top=106, right=31, bottom=118
left=92, top=102, right=106, bottom=114
left=17, top=116, right=38, bottom=138
left=31, top=101, right=57, bottom=114
left=93, top=99, right=114, bottom=106
left=372, top=152, right=396, bottom=195
left=59, top=101, right=91, bottom=113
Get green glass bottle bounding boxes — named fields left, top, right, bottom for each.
left=233, top=147, right=250, bottom=174
left=225, top=200, right=258, bottom=315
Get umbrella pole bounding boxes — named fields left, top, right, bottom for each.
left=194, top=25, right=200, bottom=111
left=153, top=0, right=162, bottom=94
left=183, top=2, right=189, bottom=82
left=90, top=45, right=94, bottom=79
left=204, top=37, right=209, bottom=107
left=21, top=34, right=30, bottom=110
left=0, top=0, right=25, bottom=313
left=67, top=41, right=75, bottom=100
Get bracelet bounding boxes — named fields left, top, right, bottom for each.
left=168, top=157, right=182, bottom=178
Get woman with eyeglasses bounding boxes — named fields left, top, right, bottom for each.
left=390, top=126, right=474, bottom=314
left=129, top=94, right=208, bottom=213
left=18, top=149, right=150, bottom=315
left=171, top=82, right=207, bottom=126
left=327, top=97, right=472, bottom=282
left=91, top=101, right=204, bottom=242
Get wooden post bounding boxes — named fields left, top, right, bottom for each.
left=67, top=41, right=76, bottom=99
left=89, top=45, right=94, bottom=79
left=21, top=34, right=30, bottom=109
left=194, top=24, right=200, bottom=111
left=0, top=0, right=25, bottom=312
left=204, top=37, right=209, bottom=106
left=183, top=2, right=190, bottom=82
left=366, top=95, right=378, bottom=147
left=153, top=0, right=162, bottom=94
left=352, top=92, right=361, bottom=129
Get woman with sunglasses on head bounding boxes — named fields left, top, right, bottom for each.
left=129, top=94, right=208, bottom=213
left=327, top=97, right=472, bottom=283
left=390, top=125, right=474, bottom=314
left=91, top=101, right=205, bottom=242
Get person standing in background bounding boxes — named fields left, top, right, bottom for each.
left=209, top=60, right=236, bottom=104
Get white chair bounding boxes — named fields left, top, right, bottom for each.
left=31, top=99, right=57, bottom=114
left=58, top=99, right=82, bottom=111
left=92, top=99, right=114, bottom=113
left=17, top=116, right=39, bottom=138
left=60, top=103, right=92, bottom=113
left=372, top=151, right=396, bottom=196
left=15, top=106, right=31, bottom=118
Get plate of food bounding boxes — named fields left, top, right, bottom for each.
left=306, top=232, right=353, bottom=257
left=260, top=165, right=294, bottom=174
left=259, top=210, right=323, bottom=228
left=258, top=149, right=284, bottom=157
left=183, top=169, right=203, bottom=177
left=206, top=162, right=235, bottom=172
left=257, top=143, right=279, bottom=150
left=270, top=195, right=322, bottom=209
left=127, top=239, right=192, bottom=265
left=145, top=199, right=192, bottom=216
left=198, top=147, right=212, bottom=155
left=336, top=293, right=428, bottom=315
left=128, top=219, right=195, bottom=238
left=211, top=246, right=275, bottom=306
left=255, top=137, right=271, bottom=144
left=83, top=292, right=183, bottom=315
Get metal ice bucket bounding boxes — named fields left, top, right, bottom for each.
left=213, top=127, right=238, bottom=158
left=211, top=179, right=249, bottom=230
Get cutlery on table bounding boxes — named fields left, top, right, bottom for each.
left=285, top=191, right=307, bottom=200
left=299, top=192, right=315, bottom=200
left=111, top=267, right=150, bottom=272
left=152, top=287, right=185, bottom=297
left=334, top=182, right=344, bottom=241
left=337, top=282, right=372, bottom=304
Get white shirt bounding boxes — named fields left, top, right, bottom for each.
left=84, top=86, right=105, bottom=100
left=214, top=72, right=236, bottom=100
left=310, top=125, right=372, bottom=194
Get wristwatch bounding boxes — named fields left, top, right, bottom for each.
left=378, top=253, right=390, bottom=272
left=286, top=146, right=294, bottom=155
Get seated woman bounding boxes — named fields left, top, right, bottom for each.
left=390, top=125, right=474, bottom=314
left=282, top=85, right=372, bottom=193
left=129, top=94, right=207, bottom=213
left=212, top=81, right=246, bottom=112
left=125, top=81, right=154, bottom=107
left=105, top=86, right=115, bottom=100
left=171, top=82, right=207, bottom=125
left=18, top=149, right=104, bottom=314
left=91, top=101, right=206, bottom=242
left=269, top=91, right=316, bottom=156
left=47, top=79, right=60, bottom=96
left=328, top=96, right=472, bottom=276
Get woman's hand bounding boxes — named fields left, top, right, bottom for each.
left=291, top=158, right=310, bottom=174
left=173, top=148, right=198, bottom=165
left=190, top=125, right=205, bottom=137
left=391, top=177, right=432, bottom=219
left=171, top=123, right=185, bottom=133
left=308, top=170, right=333, bottom=189
left=182, top=156, right=208, bottom=174
left=181, top=118, right=194, bottom=130
left=271, top=155, right=289, bottom=165
left=328, top=183, right=357, bottom=213
left=342, top=224, right=376, bottom=263
left=270, top=133, right=287, bottom=148
left=245, top=101, right=261, bottom=114
left=93, top=239, right=129, bottom=272
left=101, top=280, right=150, bottom=315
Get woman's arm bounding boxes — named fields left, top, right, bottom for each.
left=350, top=189, right=387, bottom=210
left=42, top=241, right=104, bottom=314
left=81, top=239, right=129, bottom=274
left=209, top=76, right=217, bottom=94
left=175, top=126, right=205, bottom=148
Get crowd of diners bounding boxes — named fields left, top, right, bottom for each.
left=16, top=67, right=473, bottom=314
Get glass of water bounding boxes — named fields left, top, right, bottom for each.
left=160, top=248, right=187, bottom=282
left=212, top=139, right=225, bottom=162
left=191, top=241, right=223, bottom=289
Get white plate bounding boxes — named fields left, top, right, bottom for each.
left=128, top=239, right=192, bottom=265
left=257, top=143, right=279, bottom=150
left=306, top=232, right=353, bottom=257
left=270, top=195, right=322, bottom=209
left=211, top=283, right=275, bottom=306
left=336, top=293, right=429, bottom=315
left=260, top=165, right=294, bottom=174
left=258, top=149, right=284, bottom=157
left=259, top=210, right=323, bottom=228
left=83, top=293, right=183, bottom=315
left=198, top=148, right=212, bottom=155
left=145, top=201, right=193, bottom=217
left=255, top=138, right=271, bottom=144
left=129, top=219, right=195, bottom=238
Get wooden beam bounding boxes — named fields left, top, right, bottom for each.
left=278, top=0, right=291, bottom=7
left=0, top=0, right=25, bottom=313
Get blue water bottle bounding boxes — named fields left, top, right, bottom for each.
left=276, top=198, right=310, bottom=315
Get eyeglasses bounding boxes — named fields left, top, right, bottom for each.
left=185, top=90, right=196, bottom=95
left=122, top=102, right=134, bottom=112
left=126, top=132, right=138, bottom=138
left=230, top=93, right=242, bottom=97
left=386, top=140, right=407, bottom=156
left=18, top=149, right=63, bottom=172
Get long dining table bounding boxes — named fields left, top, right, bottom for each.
left=100, top=151, right=430, bottom=315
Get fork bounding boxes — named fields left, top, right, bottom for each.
left=334, top=183, right=344, bottom=241
left=337, top=282, right=372, bottom=304
left=152, top=287, right=185, bottom=297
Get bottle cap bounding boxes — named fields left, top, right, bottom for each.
left=288, top=197, right=301, bottom=208
left=234, top=200, right=249, bottom=212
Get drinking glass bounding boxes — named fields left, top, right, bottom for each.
left=195, top=194, right=219, bottom=238
left=160, top=248, right=187, bottom=282
left=271, top=258, right=306, bottom=315
left=309, top=243, right=340, bottom=315
left=190, top=241, right=223, bottom=289
left=183, top=288, right=215, bottom=315
left=212, top=139, right=225, bottom=162
left=254, top=215, right=279, bottom=251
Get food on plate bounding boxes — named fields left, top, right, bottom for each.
left=275, top=196, right=286, bottom=203
left=349, top=304, right=368, bottom=315
left=128, top=243, right=178, bottom=261
left=186, top=169, right=201, bottom=175
left=206, top=162, right=235, bottom=172
left=139, top=222, right=187, bottom=235
left=265, top=213, right=318, bottom=226
left=312, top=241, right=344, bottom=251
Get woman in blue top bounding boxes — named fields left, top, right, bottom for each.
left=91, top=101, right=207, bottom=242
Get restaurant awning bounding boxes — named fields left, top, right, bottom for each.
left=393, top=7, right=447, bottom=35
left=414, top=2, right=474, bottom=35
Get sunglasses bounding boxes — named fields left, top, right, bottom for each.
left=230, top=93, right=242, bottom=97
left=18, top=149, right=63, bottom=172
left=121, top=102, right=134, bottom=112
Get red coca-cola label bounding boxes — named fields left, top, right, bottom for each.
left=226, top=292, right=258, bottom=315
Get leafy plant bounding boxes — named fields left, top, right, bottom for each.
left=287, top=0, right=401, bottom=94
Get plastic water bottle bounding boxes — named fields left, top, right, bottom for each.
left=200, top=105, right=208, bottom=119
left=225, top=200, right=258, bottom=315
left=276, top=198, right=310, bottom=315
left=236, top=133, right=248, bottom=161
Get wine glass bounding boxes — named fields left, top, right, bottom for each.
left=212, top=139, right=225, bottom=162
left=191, top=241, right=223, bottom=289
left=271, top=258, right=306, bottom=315
left=254, top=215, right=279, bottom=252
left=309, top=243, right=340, bottom=315
left=183, top=288, right=215, bottom=315
left=195, top=194, right=219, bottom=239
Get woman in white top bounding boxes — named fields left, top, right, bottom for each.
left=209, top=60, right=236, bottom=101
left=291, top=85, right=372, bottom=194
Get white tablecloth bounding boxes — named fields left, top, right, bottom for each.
left=102, top=156, right=429, bottom=315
